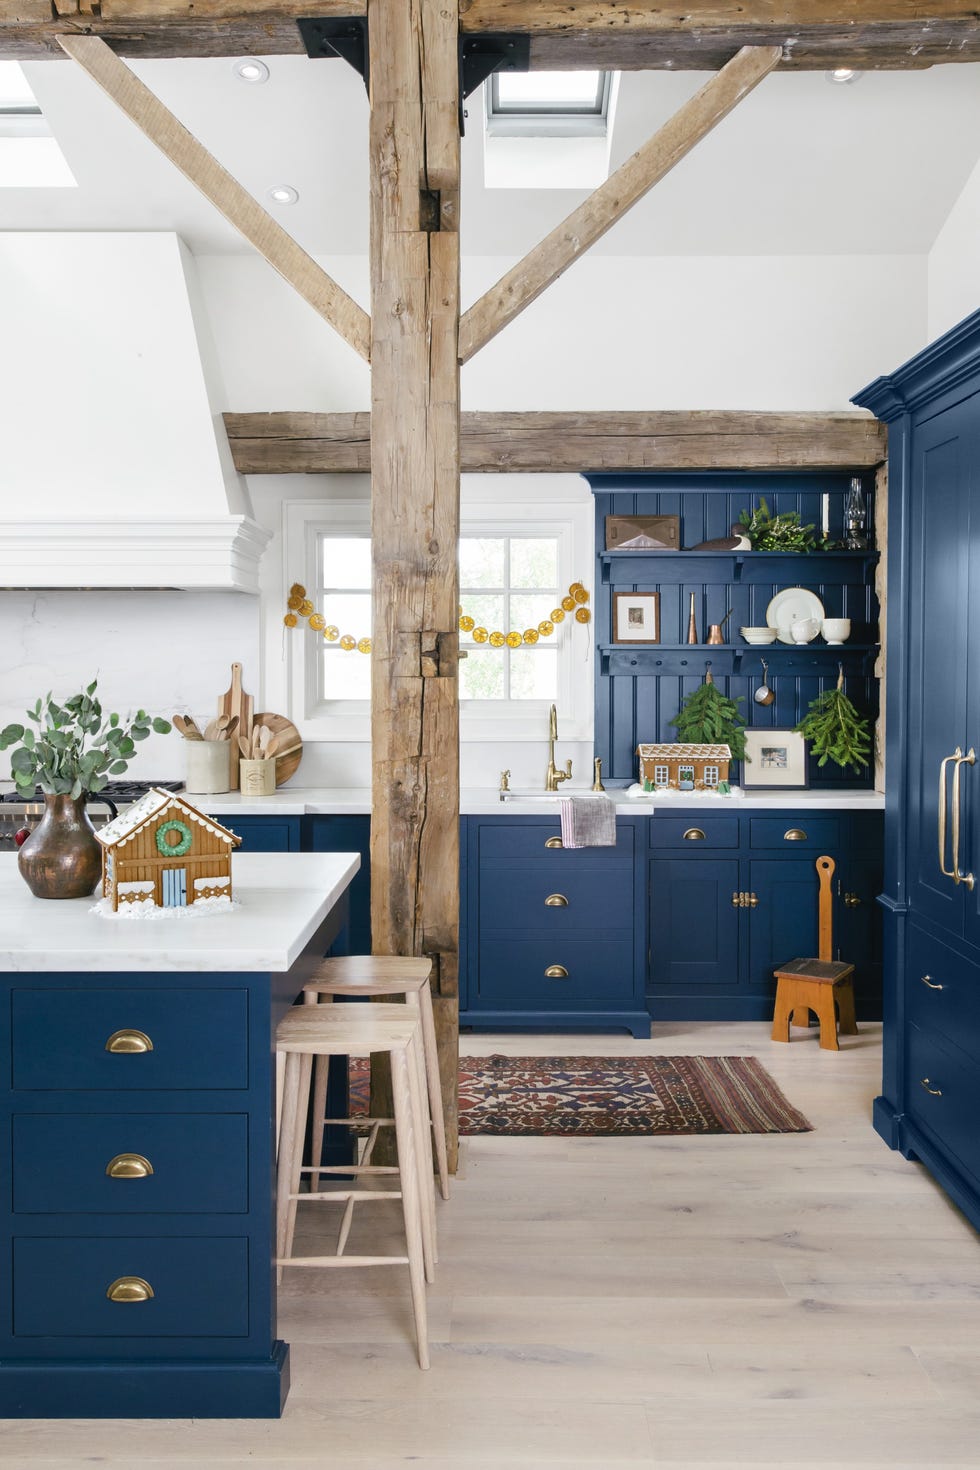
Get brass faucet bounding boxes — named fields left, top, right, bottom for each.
left=545, top=704, right=572, bottom=792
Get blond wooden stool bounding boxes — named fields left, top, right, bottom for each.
left=275, top=1004, right=433, bottom=1369
left=771, top=855, right=858, bottom=1052
left=303, top=955, right=450, bottom=1201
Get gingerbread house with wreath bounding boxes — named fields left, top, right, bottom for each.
left=636, top=742, right=732, bottom=792
left=98, top=788, right=242, bottom=911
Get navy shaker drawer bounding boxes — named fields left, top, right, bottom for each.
left=477, top=937, right=635, bottom=1009
left=906, top=1024, right=980, bottom=1184
left=12, top=1113, right=248, bottom=1214
left=13, top=1236, right=249, bottom=1338
left=479, top=861, right=633, bottom=932
left=905, top=926, right=980, bottom=1067
left=649, top=816, right=739, bottom=849
left=12, top=989, right=248, bottom=1091
left=476, top=821, right=632, bottom=861
left=749, top=817, right=840, bottom=849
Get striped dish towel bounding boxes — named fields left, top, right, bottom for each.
left=559, top=793, right=617, bottom=848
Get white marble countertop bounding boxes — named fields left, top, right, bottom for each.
left=197, top=785, right=884, bottom=817
left=0, top=851, right=360, bottom=973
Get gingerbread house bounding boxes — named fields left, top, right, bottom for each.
left=636, top=743, right=732, bottom=792
left=98, top=788, right=241, bottom=911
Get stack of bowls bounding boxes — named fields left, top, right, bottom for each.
left=740, top=627, right=777, bottom=645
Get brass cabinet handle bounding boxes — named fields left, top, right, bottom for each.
left=544, top=837, right=563, bottom=849
left=844, top=892, right=863, bottom=908
left=106, top=1276, right=155, bottom=1303
left=683, top=828, right=706, bottom=841
left=544, top=893, right=569, bottom=907
left=105, top=1029, right=153, bottom=1054
left=106, top=1153, right=154, bottom=1179
left=939, top=749, right=961, bottom=881
left=747, top=892, right=759, bottom=908
left=784, top=828, right=807, bottom=842
left=732, top=891, right=741, bottom=907
left=544, top=965, right=569, bottom=979
left=952, top=748, right=976, bottom=891
left=920, top=974, right=944, bottom=990
left=920, top=1078, right=943, bottom=1097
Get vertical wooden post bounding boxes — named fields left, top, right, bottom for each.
left=368, top=0, right=461, bottom=1167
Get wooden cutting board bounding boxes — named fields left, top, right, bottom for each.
left=251, top=713, right=303, bottom=787
left=217, top=662, right=254, bottom=790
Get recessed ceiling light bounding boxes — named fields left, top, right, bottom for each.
left=826, top=67, right=860, bottom=84
left=268, top=185, right=299, bottom=205
left=234, top=59, right=269, bottom=84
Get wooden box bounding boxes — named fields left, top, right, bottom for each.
left=605, top=514, right=680, bottom=551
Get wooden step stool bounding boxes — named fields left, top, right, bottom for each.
left=771, top=855, right=858, bottom=1051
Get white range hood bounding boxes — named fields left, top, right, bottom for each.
left=0, top=232, right=269, bottom=593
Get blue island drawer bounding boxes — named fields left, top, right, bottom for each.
left=13, top=1113, right=248, bottom=1214
left=905, top=926, right=980, bottom=1065
left=13, top=1236, right=249, bottom=1338
left=477, top=822, right=633, bottom=861
left=749, top=817, right=840, bottom=849
left=477, top=937, right=635, bottom=1008
left=906, top=1023, right=980, bottom=1184
left=479, top=862, right=634, bottom=931
left=12, top=989, right=248, bottom=1091
left=649, top=815, right=739, bottom=849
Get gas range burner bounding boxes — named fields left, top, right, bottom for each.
left=0, top=781, right=185, bottom=851
left=0, top=780, right=184, bottom=807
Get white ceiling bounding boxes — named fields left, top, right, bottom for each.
left=10, top=52, right=980, bottom=261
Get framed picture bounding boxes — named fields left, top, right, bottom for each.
left=612, top=591, right=660, bottom=644
left=741, top=728, right=809, bottom=789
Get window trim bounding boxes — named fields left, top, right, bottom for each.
left=487, top=70, right=613, bottom=139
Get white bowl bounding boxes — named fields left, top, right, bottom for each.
left=821, top=617, right=851, bottom=645
left=740, top=627, right=778, bottom=646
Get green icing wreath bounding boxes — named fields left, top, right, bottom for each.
left=156, top=818, right=193, bottom=857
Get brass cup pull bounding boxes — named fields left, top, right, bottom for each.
left=683, top=828, right=706, bottom=841
left=106, top=1153, right=154, bottom=1179
left=105, top=1029, right=154, bottom=1054
left=784, top=828, right=807, bottom=842
left=920, top=1078, right=943, bottom=1097
left=545, top=894, right=569, bottom=907
left=544, top=965, right=569, bottom=979
left=544, top=837, right=563, bottom=849
left=106, top=1276, right=155, bottom=1303
left=921, top=974, right=944, bottom=991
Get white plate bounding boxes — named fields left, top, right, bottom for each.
left=765, top=587, right=826, bottom=645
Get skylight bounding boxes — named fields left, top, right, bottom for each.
left=488, top=70, right=613, bottom=137
left=0, top=62, right=76, bottom=187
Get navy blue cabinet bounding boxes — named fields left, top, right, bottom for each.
left=649, top=856, right=741, bottom=991
left=215, top=814, right=302, bottom=852
left=854, top=308, right=980, bottom=1233
left=308, top=815, right=371, bottom=956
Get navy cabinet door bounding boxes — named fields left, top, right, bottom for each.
left=649, top=857, right=740, bottom=990
left=215, top=816, right=301, bottom=852
left=309, top=816, right=371, bottom=955
left=746, top=858, right=821, bottom=992
left=837, top=853, right=883, bottom=1016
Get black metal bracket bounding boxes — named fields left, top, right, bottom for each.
left=296, top=19, right=529, bottom=134
left=297, top=17, right=369, bottom=90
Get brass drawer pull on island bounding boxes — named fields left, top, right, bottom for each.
left=920, top=1078, right=943, bottom=1097
left=105, top=1153, right=154, bottom=1179
left=544, top=894, right=569, bottom=907
left=921, top=974, right=944, bottom=991
left=544, top=837, right=563, bottom=850
left=544, top=965, right=569, bottom=979
left=106, top=1276, right=155, bottom=1303
left=843, top=892, right=863, bottom=907
left=105, top=1029, right=154, bottom=1054
left=784, top=828, right=807, bottom=842
left=683, top=828, right=706, bottom=841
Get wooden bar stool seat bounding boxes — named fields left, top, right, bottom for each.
left=275, top=1004, right=435, bottom=1370
left=304, top=955, right=450, bottom=1200
left=771, top=855, right=859, bottom=1052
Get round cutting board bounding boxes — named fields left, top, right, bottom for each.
left=250, top=713, right=303, bottom=787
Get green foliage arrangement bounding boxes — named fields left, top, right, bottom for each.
left=738, top=496, right=817, bottom=553
left=0, top=681, right=171, bottom=799
left=669, top=677, right=748, bottom=761
left=794, top=677, right=872, bottom=774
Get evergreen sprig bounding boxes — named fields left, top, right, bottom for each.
left=794, top=684, right=871, bottom=773
left=737, top=495, right=817, bottom=553
left=669, top=679, right=748, bottom=761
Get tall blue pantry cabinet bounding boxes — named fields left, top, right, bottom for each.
left=853, top=308, right=980, bottom=1232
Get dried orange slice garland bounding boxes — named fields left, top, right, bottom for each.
left=283, top=582, right=590, bottom=652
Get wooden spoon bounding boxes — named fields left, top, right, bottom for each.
left=173, top=714, right=204, bottom=741
left=238, top=735, right=251, bottom=761
left=221, top=715, right=239, bottom=743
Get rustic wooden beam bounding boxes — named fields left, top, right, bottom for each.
left=223, top=409, right=888, bottom=473
left=57, top=35, right=371, bottom=362
left=459, top=45, right=779, bottom=364
left=55, top=40, right=370, bottom=359
left=368, top=0, right=461, bottom=1169
left=5, top=0, right=979, bottom=63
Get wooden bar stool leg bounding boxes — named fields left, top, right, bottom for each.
left=274, top=1048, right=286, bottom=1146
left=414, top=985, right=451, bottom=1199
left=815, top=988, right=841, bottom=1051
left=407, top=1026, right=437, bottom=1280
left=390, top=1045, right=430, bottom=1371
left=275, top=1050, right=303, bottom=1283
left=309, top=1054, right=331, bottom=1193
left=771, top=981, right=795, bottom=1043
left=284, top=1052, right=314, bottom=1261
left=836, top=981, right=858, bottom=1035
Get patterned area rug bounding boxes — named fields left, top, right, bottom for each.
left=350, top=1054, right=812, bottom=1136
